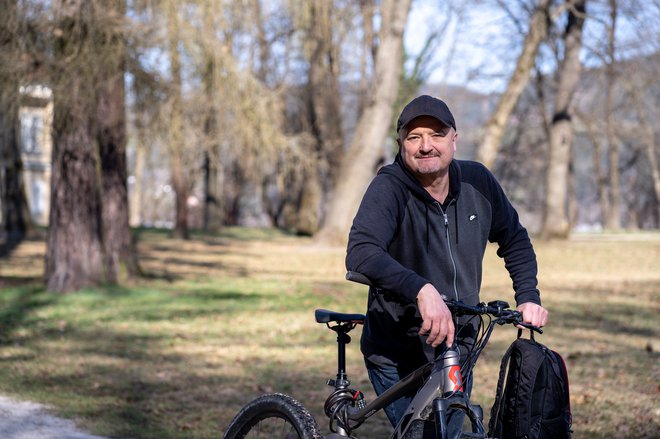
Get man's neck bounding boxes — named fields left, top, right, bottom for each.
left=418, top=173, right=450, bottom=204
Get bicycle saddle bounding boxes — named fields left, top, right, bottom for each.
left=315, top=309, right=365, bottom=324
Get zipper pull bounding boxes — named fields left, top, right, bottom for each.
left=443, top=213, right=449, bottom=227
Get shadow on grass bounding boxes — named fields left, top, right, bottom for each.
left=13, top=327, right=193, bottom=438
left=0, top=274, right=43, bottom=288
left=0, top=237, right=22, bottom=259
left=0, top=283, right=267, bottom=439
left=133, top=226, right=294, bottom=243
left=546, top=281, right=659, bottom=340
left=0, top=286, right=53, bottom=345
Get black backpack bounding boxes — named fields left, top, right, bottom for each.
left=488, top=332, right=572, bottom=439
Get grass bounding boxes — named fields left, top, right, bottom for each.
left=0, top=228, right=658, bottom=438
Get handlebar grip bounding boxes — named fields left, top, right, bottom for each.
left=345, top=271, right=373, bottom=286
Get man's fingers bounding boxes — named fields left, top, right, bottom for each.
left=426, top=317, right=454, bottom=348
left=427, top=322, right=439, bottom=344
left=445, top=323, right=455, bottom=347
left=416, top=284, right=455, bottom=347
left=419, top=318, right=432, bottom=335
left=430, top=320, right=446, bottom=347
left=518, top=302, right=549, bottom=328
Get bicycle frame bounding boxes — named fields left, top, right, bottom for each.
left=319, top=272, right=541, bottom=439
left=321, top=316, right=491, bottom=439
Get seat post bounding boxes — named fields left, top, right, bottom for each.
left=332, top=324, right=352, bottom=388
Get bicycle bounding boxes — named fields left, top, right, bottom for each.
left=223, top=271, right=542, bottom=439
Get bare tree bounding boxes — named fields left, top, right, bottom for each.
left=0, top=0, right=32, bottom=252
left=575, top=109, right=609, bottom=224
left=293, top=1, right=345, bottom=235
left=624, top=67, right=660, bottom=227
left=476, top=0, right=553, bottom=168
left=46, top=1, right=106, bottom=291
left=165, top=0, right=189, bottom=239
left=567, top=0, right=659, bottom=230
left=357, top=0, right=377, bottom=114
left=541, top=0, right=587, bottom=238
left=603, top=0, right=621, bottom=230
left=200, top=0, right=223, bottom=233
left=635, top=101, right=660, bottom=226
left=316, top=0, right=412, bottom=244
left=127, top=52, right=162, bottom=229
left=97, top=0, right=138, bottom=281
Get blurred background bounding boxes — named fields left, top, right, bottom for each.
left=0, top=0, right=659, bottom=291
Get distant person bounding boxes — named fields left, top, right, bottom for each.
left=346, top=95, right=548, bottom=431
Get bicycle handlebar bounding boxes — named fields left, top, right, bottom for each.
left=345, top=271, right=542, bottom=333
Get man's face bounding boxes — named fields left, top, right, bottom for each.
left=398, top=116, right=457, bottom=181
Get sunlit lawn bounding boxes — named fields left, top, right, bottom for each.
left=0, top=228, right=658, bottom=438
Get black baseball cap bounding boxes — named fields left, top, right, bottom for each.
left=396, top=95, right=456, bottom=133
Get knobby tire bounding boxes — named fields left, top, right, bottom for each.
left=223, top=393, right=322, bottom=439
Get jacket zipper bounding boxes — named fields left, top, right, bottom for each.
left=437, top=200, right=461, bottom=352
left=435, top=201, right=459, bottom=302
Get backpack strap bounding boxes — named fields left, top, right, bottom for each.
left=552, top=349, right=573, bottom=426
left=487, top=340, right=515, bottom=437
left=517, top=327, right=535, bottom=342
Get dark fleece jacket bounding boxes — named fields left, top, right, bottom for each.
left=346, top=154, right=540, bottom=368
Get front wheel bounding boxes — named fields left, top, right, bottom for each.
left=223, top=393, right=323, bottom=439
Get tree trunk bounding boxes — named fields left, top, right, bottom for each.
left=0, top=0, right=31, bottom=251
left=643, top=127, right=660, bottom=225
left=166, top=0, right=189, bottom=239
left=476, top=0, right=552, bottom=168
left=129, top=126, right=146, bottom=227
left=315, top=0, right=412, bottom=244
left=541, top=0, right=587, bottom=239
left=46, top=2, right=105, bottom=292
left=97, top=0, right=138, bottom=282
left=358, top=0, right=376, bottom=115
left=308, top=2, right=344, bottom=186
left=0, top=107, right=29, bottom=247
left=201, top=1, right=222, bottom=233
left=298, top=1, right=344, bottom=235
left=629, top=87, right=660, bottom=227
left=575, top=110, right=608, bottom=225
left=604, top=0, right=621, bottom=230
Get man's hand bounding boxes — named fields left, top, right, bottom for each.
left=416, top=283, right=454, bottom=347
left=517, top=302, right=548, bottom=328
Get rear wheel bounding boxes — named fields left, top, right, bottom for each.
left=223, top=393, right=322, bottom=439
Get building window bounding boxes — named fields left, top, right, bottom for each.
left=20, top=114, right=43, bottom=155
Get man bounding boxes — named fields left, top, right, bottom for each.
left=345, top=95, right=548, bottom=431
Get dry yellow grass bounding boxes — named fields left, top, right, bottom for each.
left=0, top=229, right=658, bottom=438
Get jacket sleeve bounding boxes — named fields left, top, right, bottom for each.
left=484, top=168, right=542, bottom=306
left=345, top=175, right=429, bottom=303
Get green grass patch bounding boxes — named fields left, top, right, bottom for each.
left=0, top=230, right=658, bottom=438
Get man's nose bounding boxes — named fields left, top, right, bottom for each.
left=420, top=135, right=433, bottom=151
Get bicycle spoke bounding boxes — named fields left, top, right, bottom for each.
left=242, top=416, right=301, bottom=439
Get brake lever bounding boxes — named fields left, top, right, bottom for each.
left=517, top=322, right=543, bottom=334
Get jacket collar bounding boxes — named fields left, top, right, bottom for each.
left=385, top=153, right=462, bottom=203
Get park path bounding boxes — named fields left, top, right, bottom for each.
left=0, top=395, right=115, bottom=439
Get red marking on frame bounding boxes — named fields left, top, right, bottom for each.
left=448, top=365, right=464, bottom=391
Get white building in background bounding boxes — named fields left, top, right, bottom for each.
left=19, top=85, right=53, bottom=226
